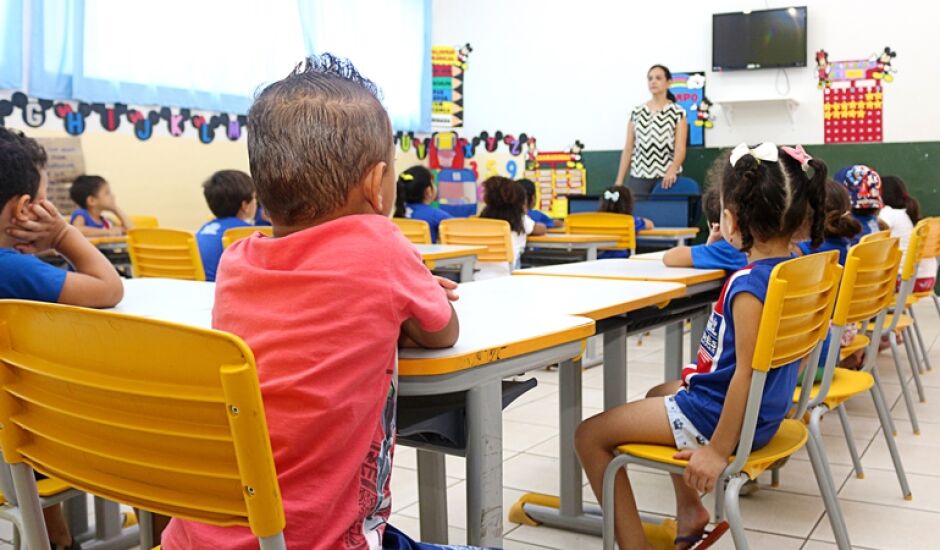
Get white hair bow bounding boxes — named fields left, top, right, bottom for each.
left=729, top=142, right=778, bottom=167
left=603, top=190, right=621, bottom=202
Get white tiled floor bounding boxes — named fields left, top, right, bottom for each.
left=2, top=302, right=938, bottom=549
left=388, top=299, right=940, bottom=549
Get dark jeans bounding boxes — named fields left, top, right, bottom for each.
left=625, top=176, right=661, bottom=197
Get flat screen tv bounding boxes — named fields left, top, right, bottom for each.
left=713, top=7, right=807, bottom=71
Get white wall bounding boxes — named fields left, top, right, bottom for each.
left=433, top=0, right=940, bottom=150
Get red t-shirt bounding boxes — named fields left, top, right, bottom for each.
left=162, top=215, right=453, bottom=550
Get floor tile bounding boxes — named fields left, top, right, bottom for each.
left=810, top=498, right=940, bottom=548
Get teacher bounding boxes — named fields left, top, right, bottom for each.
left=613, top=64, right=688, bottom=194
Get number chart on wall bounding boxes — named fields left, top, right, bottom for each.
left=816, top=48, right=897, bottom=144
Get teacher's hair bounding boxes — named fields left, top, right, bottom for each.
left=649, top=64, right=676, bottom=103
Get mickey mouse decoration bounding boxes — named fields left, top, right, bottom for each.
left=692, top=97, right=714, bottom=128
left=566, top=140, right=585, bottom=170
left=872, top=47, right=897, bottom=82
left=457, top=43, right=473, bottom=70
left=815, top=49, right=831, bottom=88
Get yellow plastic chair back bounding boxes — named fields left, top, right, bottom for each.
left=859, top=230, right=889, bottom=243
left=129, top=215, right=160, bottom=229
left=222, top=226, right=274, bottom=249
left=0, top=301, right=285, bottom=544
left=900, top=219, right=938, bottom=282
left=833, top=238, right=901, bottom=326
left=127, top=228, right=206, bottom=281
left=392, top=218, right=432, bottom=245
left=439, top=218, right=514, bottom=263
left=564, top=212, right=636, bottom=252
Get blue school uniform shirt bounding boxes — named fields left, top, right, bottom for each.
left=689, top=239, right=748, bottom=271
left=70, top=208, right=111, bottom=229
left=0, top=248, right=67, bottom=302
left=528, top=209, right=555, bottom=228
left=254, top=207, right=272, bottom=227
left=798, top=237, right=852, bottom=266
left=675, top=256, right=798, bottom=450
left=196, top=217, right=251, bottom=282
left=851, top=213, right=880, bottom=243
left=406, top=203, right=452, bottom=243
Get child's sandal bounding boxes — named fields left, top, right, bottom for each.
left=674, top=521, right=730, bottom=549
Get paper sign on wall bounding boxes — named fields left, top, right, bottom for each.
left=431, top=44, right=471, bottom=128
left=670, top=73, right=709, bottom=147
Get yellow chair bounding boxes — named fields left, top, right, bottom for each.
left=0, top=301, right=286, bottom=550
left=392, top=218, right=432, bottom=245
left=439, top=218, right=514, bottom=273
left=858, top=229, right=889, bottom=243
left=222, top=226, right=274, bottom=249
left=785, top=238, right=905, bottom=548
left=601, top=252, right=841, bottom=550
left=127, top=228, right=206, bottom=281
left=129, top=215, right=160, bottom=229
left=564, top=212, right=636, bottom=255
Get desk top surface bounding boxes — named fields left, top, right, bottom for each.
left=515, top=259, right=724, bottom=286
left=415, top=244, right=487, bottom=261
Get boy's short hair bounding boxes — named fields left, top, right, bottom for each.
left=0, top=127, right=47, bottom=169
left=69, top=175, right=108, bottom=209
left=0, top=142, right=41, bottom=207
left=203, top=170, right=255, bottom=218
left=701, top=185, right=721, bottom=225
left=517, top=178, right=537, bottom=207
left=248, top=53, right=393, bottom=225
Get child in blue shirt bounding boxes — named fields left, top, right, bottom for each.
left=663, top=184, right=748, bottom=271
left=835, top=164, right=886, bottom=243
left=69, top=175, right=133, bottom=237
left=0, top=128, right=123, bottom=550
left=399, top=165, right=451, bottom=243
left=196, top=170, right=257, bottom=282
left=576, top=143, right=827, bottom=549
left=518, top=178, right=561, bottom=229
left=597, top=185, right=654, bottom=259
left=797, top=179, right=861, bottom=265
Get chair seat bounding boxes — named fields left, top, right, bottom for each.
left=0, top=477, right=72, bottom=506
left=867, top=313, right=912, bottom=332
left=615, top=419, right=807, bottom=480
left=839, top=334, right=870, bottom=361
left=792, top=367, right=875, bottom=409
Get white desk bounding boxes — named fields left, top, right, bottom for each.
left=632, top=250, right=667, bottom=261
left=525, top=234, right=619, bottom=261
left=637, top=227, right=700, bottom=246
left=415, top=244, right=486, bottom=283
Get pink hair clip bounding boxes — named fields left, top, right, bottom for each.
left=781, top=144, right=813, bottom=171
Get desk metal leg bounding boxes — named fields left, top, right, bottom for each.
left=586, top=246, right=598, bottom=261
left=65, top=495, right=140, bottom=550
left=466, top=381, right=503, bottom=547
left=664, top=322, right=684, bottom=381
left=417, top=449, right=449, bottom=544
left=559, top=359, right=584, bottom=517
left=689, top=308, right=708, bottom=364
left=459, top=258, right=474, bottom=283
left=603, top=326, right=628, bottom=410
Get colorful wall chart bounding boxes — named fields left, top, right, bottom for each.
left=669, top=72, right=708, bottom=147
left=431, top=44, right=471, bottom=128
left=818, top=48, right=897, bottom=144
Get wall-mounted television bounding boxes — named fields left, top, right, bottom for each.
left=712, top=7, right=807, bottom=71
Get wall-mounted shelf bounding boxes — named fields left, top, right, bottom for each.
left=715, top=97, right=800, bottom=126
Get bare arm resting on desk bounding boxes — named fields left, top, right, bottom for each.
left=400, top=303, right=458, bottom=349
left=662, top=246, right=693, bottom=267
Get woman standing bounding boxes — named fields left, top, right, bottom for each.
left=613, top=65, right=688, bottom=195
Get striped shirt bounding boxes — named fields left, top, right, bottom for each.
left=630, top=102, right=685, bottom=178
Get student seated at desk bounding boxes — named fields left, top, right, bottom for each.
left=518, top=177, right=562, bottom=229
left=195, top=170, right=258, bottom=282
left=795, top=178, right=860, bottom=265
left=1, top=129, right=123, bottom=550
left=597, top=185, right=653, bottom=259
left=68, top=175, right=133, bottom=237
left=663, top=185, right=747, bottom=271
left=399, top=165, right=451, bottom=243
left=254, top=203, right=272, bottom=226
left=476, top=176, right=546, bottom=280
left=161, top=54, right=460, bottom=550
left=576, top=143, right=828, bottom=550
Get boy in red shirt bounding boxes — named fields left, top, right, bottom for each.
left=162, top=54, right=459, bottom=550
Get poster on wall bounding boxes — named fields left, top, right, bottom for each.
left=817, top=48, right=896, bottom=144
left=431, top=44, right=471, bottom=128
left=669, top=72, right=709, bottom=147
left=34, top=137, right=85, bottom=215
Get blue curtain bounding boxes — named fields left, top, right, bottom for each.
left=0, top=0, right=24, bottom=89
left=27, top=0, right=75, bottom=99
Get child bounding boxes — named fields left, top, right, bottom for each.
left=835, top=164, right=886, bottom=243
left=881, top=175, right=937, bottom=290
left=575, top=143, right=826, bottom=550
left=663, top=185, right=747, bottom=271
left=476, top=176, right=546, bottom=280
left=518, top=178, right=562, bottom=229
left=69, top=175, right=133, bottom=237
left=400, top=165, right=451, bottom=243
left=195, top=170, right=258, bottom=282
left=797, top=179, right=862, bottom=265
left=1, top=128, right=124, bottom=550
left=597, top=185, right=653, bottom=259
left=160, top=54, right=460, bottom=550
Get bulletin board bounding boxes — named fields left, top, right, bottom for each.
left=670, top=72, right=708, bottom=147
left=34, top=137, right=85, bottom=215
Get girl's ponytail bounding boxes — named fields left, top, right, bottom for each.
left=805, top=158, right=828, bottom=249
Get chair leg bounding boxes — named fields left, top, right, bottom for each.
left=139, top=510, right=155, bottom=550
left=908, top=307, right=932, bottom=372
left=724, top=475, right=749, bottom=550
left=902, top=329, right=926, bottom=402
left=12, top=526, right=19, bottom=550
left=806, top=407, right=852, bottom=550
left=870, top=371, right=913, bottom=499
left=889, top=332, right=921, bottom=434
left=9, top=463, right=50, bottom=550
left=836, top=405, right=865, bottom=479
left=602, top=455, right=631, bottom=550
left=932, top=293, right=940, bottom=319
left=770, top=468, right=781, bottom=487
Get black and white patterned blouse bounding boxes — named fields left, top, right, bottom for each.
left=630, top=102, right=686, bottom=178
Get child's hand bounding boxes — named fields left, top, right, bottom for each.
left=706, top=223, right=723, bottom=245
left=435, top=276, right=459, bottom=301
left=7, top=200, right=70, bottom=254
left=674, top=446, right=727, bottom=493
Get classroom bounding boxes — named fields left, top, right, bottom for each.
left=1, top=1, right=938, bottom=549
